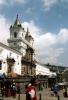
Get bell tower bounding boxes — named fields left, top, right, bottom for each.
left=25, top=28, right=34, bottom=46
left=8, top=15, right=26, bottom=55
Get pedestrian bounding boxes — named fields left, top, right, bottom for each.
left=26, top=78, right=37, bottom=100
left=64, top=88, right=67, bottom=97
left=53, top=84, right=59, bottom=97
left=12, top=84, right=17, bottom=98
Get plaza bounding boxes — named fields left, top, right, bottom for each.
left=0, top=88, right=68, bottom=100
left=0, top=4, right=68, bottom=100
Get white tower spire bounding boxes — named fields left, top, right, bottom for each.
left=14, top=14, right=21, bottom=26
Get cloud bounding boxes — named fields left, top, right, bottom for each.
left=0, top=0, right=26, bottom=5
left=0, top=15, right=10, bottom=44
left=9, top=0, right=26, bottom=4
left=25, top=8, right=32, bottom=14
left=0, top=0, right=5, bottom=4
left=40, top=48, right=64, bottom=65
left=35, top=28, right=68, bottom=65
left=42, top=0, right=68, bottom=11
left=0, top=15, right=68, bottom=66
left=61, top=0, right=68, bottom=3
left=42, top=0, right=58, bottom=11
left=23, top=20, right=41, bottom=40
left=57, top=29, right=68, bottom=43
left=22, top=20, right=68, bottom=65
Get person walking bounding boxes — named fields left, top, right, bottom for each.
left=26, top=78, right=37, bottom=100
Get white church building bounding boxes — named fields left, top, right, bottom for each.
left=0, top=42, right=22, bottom=75
left=0, top=15, right=56, bottom=77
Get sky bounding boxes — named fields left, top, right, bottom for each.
left=0, top=0, right=68, bottom=67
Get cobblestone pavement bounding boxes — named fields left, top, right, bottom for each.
left=0, top=88, right=68, bottom=100
left=38, top=88, right=68, bottom=100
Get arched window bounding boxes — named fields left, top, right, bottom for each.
left=14, top=32, right=17, bottom=38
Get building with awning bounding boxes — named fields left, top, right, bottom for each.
left=36, top=63, right=56, bottom=77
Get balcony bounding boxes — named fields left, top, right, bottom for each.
left=7, top=57, right=15, bottom=66
left=21, top=57, right=36, bottom=67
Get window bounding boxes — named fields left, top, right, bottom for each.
left=18, top=62, right=19, bottom=65
left=14, top=43, right=17, bottom=45
left=14, top=32, right=17, bottom=38
left=0, top=60, right=2, bottom=70
left=10, top=52, right=12, bottom=56
left=17, top=55, right=19, bottom=59
left=23, top=28, right=24, bottom=30
left=22, top=33, right=23, bottom=36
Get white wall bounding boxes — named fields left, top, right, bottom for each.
left=0, top=45, right=22, bottom=75
left=36, top=63, right=51, bottom=76
left=36, top=63, right=56, bottom=77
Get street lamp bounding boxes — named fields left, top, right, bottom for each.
left=17, top=79, right=20, bottom=100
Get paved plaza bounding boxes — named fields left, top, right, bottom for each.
left=0, top=88, right=68, bottom=100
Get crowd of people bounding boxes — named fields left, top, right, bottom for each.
left=1, top=79, right=17, bottom=97
left=1, top=77, right=68, bottom=99
left=0, top=78, right=38, bottom=100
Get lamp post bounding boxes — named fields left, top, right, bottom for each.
left=58, top=95, right=60, bottom=100
left=18, top=91, right=20, bottom=100
left=39, top=93, right=42, bottom=100
left=18, top=81, right=20, bottom=100
left=39, top=79, right=42, bottom=100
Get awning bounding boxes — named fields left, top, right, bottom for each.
left=36, top=63, right=56, bottom=77
left=57, top=82, right=67, bottom=86
left=0, top=73, right=6, bottom=79
left=36, top=63, right=52, bottom=76
left=49, top=72, right=56, bottom=78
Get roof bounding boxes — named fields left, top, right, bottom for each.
left=14, top=14, right=21, bottom=26
left=36, top=63, right=51, bottom=76
left=36, top=63, right=56, bottom=77
left=0, top=42, right=22, bottom=55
